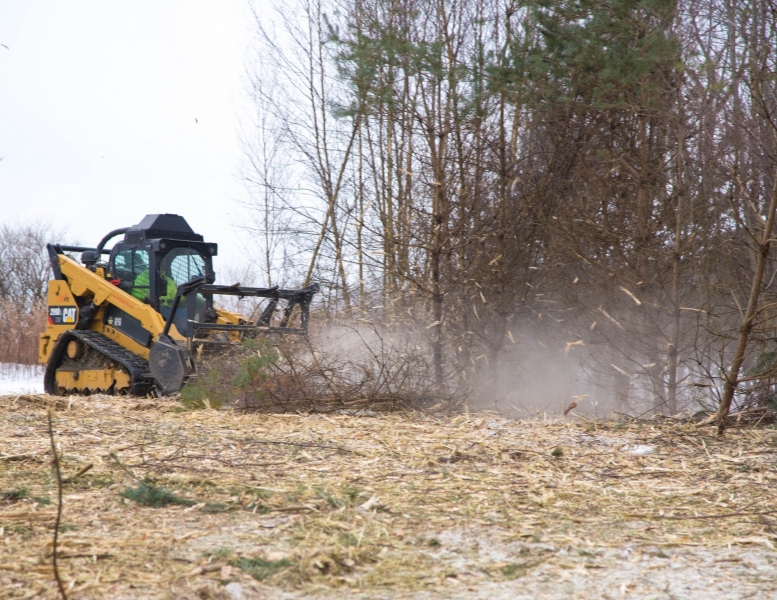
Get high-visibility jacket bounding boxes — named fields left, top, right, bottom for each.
left=132, top=271, right=177, bottom=306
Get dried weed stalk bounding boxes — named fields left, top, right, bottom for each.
left=46, top=409, right=68, bottom=600
left=0, top=299, right=45, bottom=366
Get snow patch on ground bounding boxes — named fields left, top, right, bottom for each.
left=0, top=363, right=45, bottom=395
left=624, top=443, right=656, bottom=455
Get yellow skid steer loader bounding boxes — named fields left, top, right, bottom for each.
left=39, top=214, right=318, bottom=396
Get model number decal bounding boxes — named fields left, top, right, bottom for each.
left=49, top=306, right=77, bottom=325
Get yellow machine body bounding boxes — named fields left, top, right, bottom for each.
left=39, top=254, right=241, bottom=395
left=39, top=214, right=317, bottom=396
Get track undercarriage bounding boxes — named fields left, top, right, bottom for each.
left=44, top=330, right=154, bottom=396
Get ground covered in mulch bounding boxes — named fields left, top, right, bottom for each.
left=1, top=394, right=777, bottom=599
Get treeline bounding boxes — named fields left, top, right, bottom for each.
left=0, top=222, right=61, bottom=365
left=243, top=0, right=777, bottom=420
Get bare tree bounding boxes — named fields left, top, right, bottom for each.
left=0, top=220, right=70, bottom=365
left=239, top=0, right=777, bottom=417
left=0, top=220, right=67, bottom=309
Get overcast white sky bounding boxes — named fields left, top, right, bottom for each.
left=0, top=1, right=261, bottom=274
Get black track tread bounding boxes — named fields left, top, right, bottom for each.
left=45, top=330, right=154, bottom=396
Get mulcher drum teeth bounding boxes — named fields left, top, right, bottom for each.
left=44, top=330, right=155, bottom=396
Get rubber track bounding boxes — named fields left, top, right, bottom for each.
left=45, top=330, right=155, bottom=396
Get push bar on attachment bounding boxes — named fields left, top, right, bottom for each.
left=162, top=280, right=320, bottom=339
left=192, top=282, right=320, bottom=337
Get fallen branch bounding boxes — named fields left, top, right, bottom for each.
left=632, top=509, right=777, bottom=521
left=0, top=453, right=42, bottom=462
left=241, top=438, right=365, bottom=456
left=62, top=463, right=93, bottom=483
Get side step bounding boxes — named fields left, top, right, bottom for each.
left=44, top=330, right=155, bottom=396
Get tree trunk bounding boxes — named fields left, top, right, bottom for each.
left=715, top=173, right=777, bottom=435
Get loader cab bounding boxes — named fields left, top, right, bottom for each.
left=105, top=214, right=217, bottom=341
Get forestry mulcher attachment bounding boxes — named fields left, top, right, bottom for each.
left=39, top=214, right=318, bottom=396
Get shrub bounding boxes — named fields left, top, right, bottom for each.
left=230, top=556, right=292, bottom=580
left=178, top=338, right=279, bottom=410
left=119, top=481, right=197, bottom=508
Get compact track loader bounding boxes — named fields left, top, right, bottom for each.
left=39, top=214, right=318, bottom=396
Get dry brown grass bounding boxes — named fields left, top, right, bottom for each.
left=0, top=300, right=45, bottom=366
left=1, top=395, right=777, bottom=598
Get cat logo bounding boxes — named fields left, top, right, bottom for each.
left=63, top=307, right=77, bottom=323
